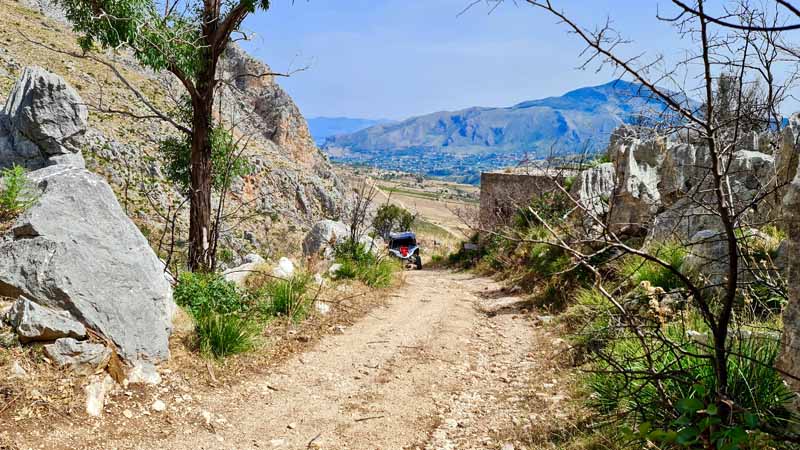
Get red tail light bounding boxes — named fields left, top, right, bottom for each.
left=400, top=246, right=409, bottom=257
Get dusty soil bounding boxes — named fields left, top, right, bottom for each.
left=2, top=270, right=574, bottom=450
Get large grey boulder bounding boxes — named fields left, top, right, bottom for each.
left=0, top=165, right=174, bottom=361
left=223, top=253, right=265, bottom=286
left=570, top=162, right=615, bottom=219
left=5, top=296, right=86, bottom=343
left=302, top=220, right=350, bottom=259
left=0, top=66, right=87, bottom=169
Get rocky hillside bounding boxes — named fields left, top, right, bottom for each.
left=0, top=0, right=350, bottom=266
left=323, top=81, right=687, bottom=183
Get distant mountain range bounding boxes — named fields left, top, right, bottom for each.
left=321, top=80, right=686, bottom=184
left=307, top=117, right=394, bottom=145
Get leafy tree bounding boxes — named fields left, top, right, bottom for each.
left=372, top=203, right=416, bottom=240
left=57, top=0, right=272, bottom=271
left=160, top=126, right=250, bottom=194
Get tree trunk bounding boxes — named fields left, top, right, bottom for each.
left=187, top=86, right=215, bottom=272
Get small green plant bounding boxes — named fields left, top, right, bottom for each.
left=174, top=272, right=248, bottom=317
left=256, top=273, right=313, bottom=321
left=194, top=309, right=257, bottom=359
left=218, top=247, right=236, bottom=265
left=0, top=165, right=37, bottom=222
left=587, top=329, right=793, bottom=449
left=173, top=272, right=258, bottom=359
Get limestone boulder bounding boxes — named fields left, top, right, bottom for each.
left=0, top=66, right=87, bottom=169
left=0, top=165, right=174, bottom=361
left=223, top=253, right=265, bottom=286
left=303, top=220, right=349, bottom=259
left=779, top=163, right=800, bottom=391
left=44, top=338, right=111, bottom=372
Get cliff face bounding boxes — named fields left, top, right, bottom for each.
left=1, top=0, right=350, bottom=263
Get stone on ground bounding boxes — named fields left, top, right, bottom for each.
left=5, top=296, right=86, bottom=342
left=44, top=338, right=111, bottom=372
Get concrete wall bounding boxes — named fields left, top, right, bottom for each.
left=479, top=171, right=567, bottom=230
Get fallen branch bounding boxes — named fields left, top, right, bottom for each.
left=355, top=415, right=385, bottom=422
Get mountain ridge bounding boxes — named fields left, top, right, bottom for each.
left=322, top=80, right=685, bottom=183
left=307, top=116, right=394, bottom=145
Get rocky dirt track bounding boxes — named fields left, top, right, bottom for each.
left=11, top=270, right=570, bottom=450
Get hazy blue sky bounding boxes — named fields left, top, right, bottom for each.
left=237, top=1, right=715, bottom=120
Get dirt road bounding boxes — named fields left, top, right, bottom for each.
left=23, top=271, right=569, bottom=450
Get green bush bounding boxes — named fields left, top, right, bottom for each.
left=513, top=191, right=571, bottom=229
left=618, top=242, right=687, bottom=291
left=372, top=203, right=415, bottom=239
left=333, top=239, right=398, bottom=288
left=174, top=272, right=258, bottom=359
left=256, top=273, right=313, bottom=321
left=194, top=309, right=257, bottom=359
left=174, top=272, right=248, bottom=317
left=0, top=165, right=37, bottom=222
left=586, top=328, right=793, bottom=449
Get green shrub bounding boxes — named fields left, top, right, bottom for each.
left=174, top=272, right=248, bottom=317
left=256, top=273, right=313, bottom=321
left=618, top=242, right=687, bottom=291
left=0, top=165, right=37, bottom=222
left=356, top=258, right=398, bottom=288
left=586, top=329, right=793, bottom=449
left=513, top=191, right=571, bottom=229
left=332, top=239, right=398, bottom=288
left=194, top=309, right=257, bottom=359
left=333, top=258, right=358, bottom=279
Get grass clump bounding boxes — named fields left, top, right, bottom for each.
left=174, top=272, right=248, bottom=317
left=195, top=311, right=257, bottom=358
left=332, top=240, right=398, bottom=288
left=255, top=273, right=314, bottom=322
left=174, top=272, right=257, bottom=359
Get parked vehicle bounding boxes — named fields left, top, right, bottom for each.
left=387, top=231, right=422, bottom=270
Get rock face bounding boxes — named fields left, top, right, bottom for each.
left=0, top=68, right=174, bottom=362
left=607, top=127, right=668, bottom=234
left=569, top=162, right=615, bottom=219
left=6, top=297, right=86, bottom=343
left=217, top=45, right=351, bottom=224
left=0, top=66, right=87, bottom=169
left=779, top=164, right=800, bottom=392
left=605, top=126, right=776, bottom=241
